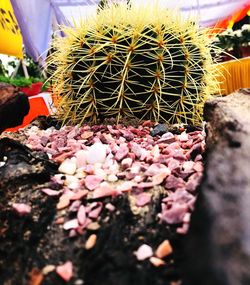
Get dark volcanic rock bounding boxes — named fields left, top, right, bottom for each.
left=0, top=83, right=30, bottom=133
left=0, top=137, right=58, bottom=188
left=183, top=90, right=250, bottom=285
left=150, top=124, right=168, bottom=137
left=0, top=138, right=58, bottom=285
left=0, top=138, right=183, bottom=285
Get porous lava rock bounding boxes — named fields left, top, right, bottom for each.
left=183, top=89, right=250, bottom=285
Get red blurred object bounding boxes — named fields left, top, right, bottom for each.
left=20, top=82, right=43, bottom=97
left=240, top=46, right=250, bottom=58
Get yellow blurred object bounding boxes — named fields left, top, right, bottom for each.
left=0, top=0, right=23, bottom=58
left=215, top=57, right=250, bottom=95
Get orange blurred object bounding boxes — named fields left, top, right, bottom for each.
left=5, top=93, right=55, bottom=132
left=211, top=4, right=250, bottom=33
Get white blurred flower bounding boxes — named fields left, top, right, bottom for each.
left=242, top=24, right=250, bottom=31
left=212, top=36, right=220, bottom=43
left=220, top=29, right=233, bottom=36
left=234, top=30, right=242, bottom=37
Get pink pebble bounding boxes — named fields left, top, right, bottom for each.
left=56, top=261, right=73, bottom=282
left=77, top=205, right=86, bottom=225
left=63, top=219, right=79, bottom=230
left=85, top=175, right=103, bottom=191
left=12, top=203, right=31, bottom=216
left=105, top=203, right=116, bottom=212
left=134, top=244, right=153, bottom=261
left=41, top=188, right=61, bottom=196
left=135, top=193, right=152, bottom=207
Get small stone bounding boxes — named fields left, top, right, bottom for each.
left=107, top=174, right=118, bottom=182
left=86, top=143, right=107, bottom=164
left=135, top=193, right=152, bottom=207
left=87, top=222, right=100, bottom=231
left=75, top=150, right=88, bottom=168
left=64, top=175, right=79, bottom=185
left=149, top=257, right=166, bottom=267
left=12, top=203, right=31, bottom=216
left=142, top=120, right=153, bottom=127
left=134, top=175, right=143, bottom=183
left=42, top=264, right=56, bottom=275
left=63, top=219, right=79, bottom=230
left=152, top=172, right=170, bottom=186
left=74, top=279, right=84, bottom=285
left=65, top=175, right=80, bottom=190
left=179, top=132, right=189, bottom=142
left=85, top=175, right=103, bottom=191
left=70, top=190, right=88, bottom=201
left=77, top=205, right=86, bottom=225
left=85, top=234, right=97, bottom=250
left=94, top=168, right=107, bottom=179
left=59, top=158, right=77, bottom=175
left=121, top=157, right=133, bottom=169
left=105, top=203, right=116, bottom=212
left=150, top=124, right=168, bottom=137
left=42, top=188, right=61, bottom=196
left=193, top=161, right=204, bottom=172
left=158, top=132, right=175, bottom=143
left=56, top=261, right=73, bottom=282
left=155, top=240, right=173, bottom=258
left=55, top=217, right=65, bottom=224
left=75, top=171, right=86, bottom=179
left=57, top=195, right=70, bottom=210
left=134, top=244, right=153, bottom=261
left=81, top=131, right=94, bottom=139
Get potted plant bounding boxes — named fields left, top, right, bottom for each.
left=213, top=29, right=236, bottom=62
left=19, top=78, right=44, bottom=96
left=0, top=76, right=48, bottom=96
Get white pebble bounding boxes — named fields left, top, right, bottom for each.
left=59, top=158, right=77, bottom=175
left=134, top=244, right=153, bottom=261
left=86, top=143, right=107, bottom=164
left=107, top=174, right=118, bottom=182
left=94, top=168, right=107, bottom=180
left=75, top=168, right=86, bottom=179
left=94, top=163, right=103, bottom=170
left=64, top=175, right=79, bottom=186
left=179, top=132, right=189, bottom=142
left=75, top=150, right=88, bottom=168
left=134, top=175, right=143, bottom=183
left=0, top=161, right=5, bottom=167
left=108, top=162, right=119, bottom=174
left=121, top=157, right=133, bottom=169
left=42, top=264, right=55, bottom=275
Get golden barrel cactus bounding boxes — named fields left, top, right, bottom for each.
left=48, top=3, right=219, bottom=125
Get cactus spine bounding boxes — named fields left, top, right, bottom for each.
left=49, top=3, right=219, bottom=125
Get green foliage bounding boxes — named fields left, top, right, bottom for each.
left=8, top=54, right=43, bottom=78
left=0, top=75, right=48, bottom=91
left=49, top=3, right=219, bottom=125
left=0, top=60, right=7, bottom=76
left=240, top=25, right=250, bottom=46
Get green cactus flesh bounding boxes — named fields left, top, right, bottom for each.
left=49, top=4, right=218, bottom=125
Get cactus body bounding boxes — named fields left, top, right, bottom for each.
left=49, top=3, right=219, bottom=125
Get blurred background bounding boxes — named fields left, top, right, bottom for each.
left=1, top=0, right=250, bottom=130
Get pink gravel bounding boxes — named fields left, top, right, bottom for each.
left=26, top=123, right=205, bottom=240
